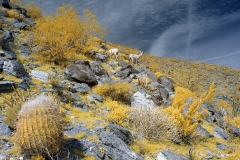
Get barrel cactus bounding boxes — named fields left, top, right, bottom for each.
left=15, top=94, right=63, bottom=158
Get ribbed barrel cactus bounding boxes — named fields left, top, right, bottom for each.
left=15, top=95, right=63, bottom=157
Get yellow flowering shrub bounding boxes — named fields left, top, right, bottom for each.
left=31, top=4, right=106, bottom=63
left=24, top=2, right=42, bottom=19
left=105, top=101, right=130, bottom=125
left=164, top=82, right=216, bottom=141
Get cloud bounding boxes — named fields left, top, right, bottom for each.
left=200, top=51, right=240, bottom=62
left=148, top=0, right=240, bottom=69
left=26, top=0, right=240, bottom=69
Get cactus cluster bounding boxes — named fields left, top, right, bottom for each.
left=15, top=94, right=64, bottom=157
left=0, top=89, right=29, bottom=129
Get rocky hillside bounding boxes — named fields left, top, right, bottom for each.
left=0, top=1, right=240, bottom=160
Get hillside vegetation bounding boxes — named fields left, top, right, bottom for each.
left=0, top=1, right=240, bottom=160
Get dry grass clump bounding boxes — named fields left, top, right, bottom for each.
left=93, top=82, right=134, bottom=103
left=127, top=107, right=183, bottom=143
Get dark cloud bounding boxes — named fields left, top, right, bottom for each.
left=26, top=0, right=240, bottom=69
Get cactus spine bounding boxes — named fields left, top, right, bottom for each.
left=15, top=95, right=63, bottom=158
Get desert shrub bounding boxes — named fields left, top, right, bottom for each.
left=164, top=82, right=216, bottom=141
left=5, top=9, right=24, bottom=21
left=24, top=2, right=42, bottom=19
left=93, top=82, right=133, bottom=103
left=155, top=71, right=167, bottom=78
left=7, top=0, right=41, bottom=19
left=232, top=84, right=240, bottom=116
left=10, top=0, right=21, bottom=5
left=48, top=72, right=64, bottom=90
left=104, top=101, right=130, bottom=126
left=127, top=107, right=183, bottom=142
left=31, top=4, right=106, bottom=63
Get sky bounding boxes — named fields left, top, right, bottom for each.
left=25, top=0, right=240, bottom=69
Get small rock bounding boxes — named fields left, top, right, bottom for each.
left=130, top=91, right=155, bottom=109
left=231, top=127, right=240, bottom=137
left=30, top=70, right=48, bottom=81
left=73, top=83, right=91, bottom=93
left=216, top=142, right=227, bottom=150
left=0, top=81, right=16, bottom=93
left=3, top=60, right=29, bottom=78
left=108, top=124, right=133, bottom=145
left=0, top=114, right=12, bottom=136
left=88, top=93, right=104, bottom=102
left=214, top=126, right=228, bottom=140
left=14, top=22, right=27, bottom=30
left=156, top=150, right=190, bottom=160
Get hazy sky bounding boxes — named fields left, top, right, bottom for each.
left=26, top=0, right=240, bottom=69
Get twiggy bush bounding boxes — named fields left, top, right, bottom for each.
left=15, top=95, right=64, bottom=158
left=127, top=107, right=182, bottom=142
left=93, top=82, right=133, bottom=103
left=31, top=4, right=106, bottom=63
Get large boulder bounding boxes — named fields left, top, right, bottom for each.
left=0, top=114, right=12, bottom=136
left=64, top=125, right=103, bottom=159
left=1, top=49, right=16, bottom=59
left=20, top=45, right=30, bottom=57
left=0, top=57, right=7, bottom=72
left=90, top=61, right=109, bottom=77
left=1, top=0, right=11, bottom=9
left=14, top=22, right=27, bottom=30
left=64, top=138, right=104, bottom=160
left=130, top=91, right=155, bottom=109
left=214, top=126, right=229, bottom=140
left=108, top=124, right=133, bottom=145
left=72, top=83, right=91, bottom=93
left=2, top=31, right=14, bottom=44
left=157, top=76, right=175, bottom=92
left=116, top=65, right=139, bottom=79
left=135, top=70, right=158, bottom=82
left=65, top=60, right=98, bottom=86
left=0, top=51, right=5, bottom=57
left=88, top=93, right=104, bottom=103
left=94, top=53, right=108, bottom=62
left=231, top=127, right=240, bottom=137
left=96, top=126, right=143, bottom=160
left=30, top=70, right=48, bottom=81
left=3, top=60, right=29, bottom=78
left=90, top=61, right=112, bottom=84
left=18, top=77, right=32, bottom=91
